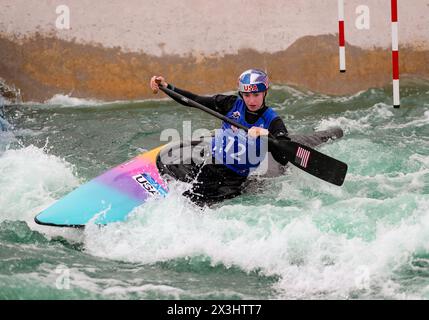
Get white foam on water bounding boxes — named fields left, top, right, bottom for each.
left=80, top=105, right=429, bottom=299
left=81, top=191, right=429, bottom=299
left=275, top=88, right=370, bottom=107
left=315, top=103, right=394, bottom=134
left=384, top=110, right=429, bottom=129
left=331, top=90, right=367, bottom=103
left=0, top=145, right=80, bottom=223
left=0, top=132, right=17, bottom=152
left=271, top=84, right=314, bottom=98
left=315, top=98, right=428, bottom=139
left=409, top=153, right=429, bottom=168
left=102, top=284, right=185, bottom=299
left=44, top=94, right=103, bottom=107
left=4, top=87, right=426, bottom=299
left=41, top=93, right=174, bottom=108
left=271, top=197, right=429, bottom=299
left=80, top=150, right=429, bottom=298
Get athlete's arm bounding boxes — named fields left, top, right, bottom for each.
left=166, top=84, right=236, bottom=115
left=269, top=117, right=290, bottom=140
left=150, top=75, right=237, bottom=115
left=268, top=117, right=291, bottom=164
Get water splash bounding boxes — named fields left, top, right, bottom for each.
left=1, top=82, right=429, bottom=299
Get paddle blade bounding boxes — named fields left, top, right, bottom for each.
left=270, top=139, right=348, bottom=186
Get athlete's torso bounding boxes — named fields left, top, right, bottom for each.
left=212, top=98, right=279, bottom=176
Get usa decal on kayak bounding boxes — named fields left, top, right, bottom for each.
left=133, top=173, right=161, bottom=196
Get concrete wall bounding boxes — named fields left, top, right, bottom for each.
left=1, top=0, right=429, bottom=101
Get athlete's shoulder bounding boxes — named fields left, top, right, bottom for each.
left=214, top=94, right=239, bottom=112
left=263, top=105, right=279, bottom=118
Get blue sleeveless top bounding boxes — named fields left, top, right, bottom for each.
left=211, top=98, right=279, bottom=176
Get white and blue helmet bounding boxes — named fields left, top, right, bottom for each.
left=238, top=69, right=269, bottom=93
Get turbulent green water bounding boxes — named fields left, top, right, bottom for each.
left=0, top=79, right=428, bottom=299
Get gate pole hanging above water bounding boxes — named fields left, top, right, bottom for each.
left=391, top=0, right=400, bottom=108
left=338, top=0, right=346, bottom=73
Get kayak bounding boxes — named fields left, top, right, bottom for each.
left=34, top=127, right=343, bottom=228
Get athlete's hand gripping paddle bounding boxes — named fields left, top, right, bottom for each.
left=159, top=85, right=348, bottom=186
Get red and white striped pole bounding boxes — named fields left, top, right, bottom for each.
left=338, top=0, right=346, bottom=73
left=391, top=0, right=400, bottom=108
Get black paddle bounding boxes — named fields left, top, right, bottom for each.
left=158, top=85, right=348, bottom=186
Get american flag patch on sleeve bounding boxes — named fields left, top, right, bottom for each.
left=295, top=147, right=311, bottom=168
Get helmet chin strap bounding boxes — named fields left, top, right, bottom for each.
left=262, top=90, right=267, bottom=107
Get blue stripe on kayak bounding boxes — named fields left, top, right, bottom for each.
left=35, top=181, right=142, bottom=226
